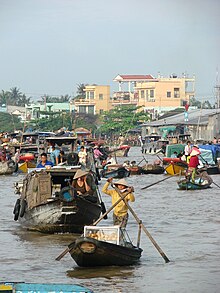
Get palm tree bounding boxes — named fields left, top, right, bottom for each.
left=0, top=90, right=10, bottom=106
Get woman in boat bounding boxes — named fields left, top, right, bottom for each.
left=37, top=153, right=54, bottom=168
left=184, top=141, right=192, bottom=163
left=102, top=177, right=135, bottom=227
left=187, top=148, right=201, bottom=182
left=72, top=169, right=97, bottom=202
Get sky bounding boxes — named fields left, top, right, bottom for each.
left=0, top=0, right=219, bottom=103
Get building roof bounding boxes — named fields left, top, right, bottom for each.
left=114, top=74, right=155, bottom=82
left=142, top=109, right=220, bottom=127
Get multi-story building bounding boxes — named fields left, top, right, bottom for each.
left=113, top=74, right=195, bottom=116
left=74, top=85, right=111, bottom=115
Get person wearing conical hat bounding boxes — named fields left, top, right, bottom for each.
left=187, top=147, right=201, bottom=182
left=72, top=169, right=96, bottom=199
left=102, top=177, right=135, bottom=227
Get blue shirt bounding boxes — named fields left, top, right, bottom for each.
left=37, top=160, right=54, bottom=168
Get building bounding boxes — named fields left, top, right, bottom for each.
left=113, top=73, right=195, bottom=116
left=141, top=108, right=220, bottom=142
left=25, top=102, right=72, bottom=120
left=74, top=85, right=111, bottom=115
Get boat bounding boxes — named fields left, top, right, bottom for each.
left=198, top=145, right=220, bottom=175
left=109, top=145, right=131, bottom=157
left=13, top=166, right=102, bottom=234
left=0, top=282, right=93, bottom=293
left=0, top=159, right=17, bottom=175
left=101, top=166, right=130, bottom=179
left=177, top=177, right=212, bottom=190
left=164, top=161, right=187, bottom=175
left=67, top=225, right=143, bottom=267
left=141, top=164, right=165, bottom=175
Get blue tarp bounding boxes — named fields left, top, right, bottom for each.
left=198, top=144, right=220, bottom=161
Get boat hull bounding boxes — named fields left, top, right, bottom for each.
left=0, top=282, right=93, bottom=293
left=69, top=237, right=142, bottom=267
left=101, top=167, right=130, bottom=179
left=165, top=163, right=187, bottom=175
left=17, top=197, right=102, bottom=234
left=177, top=179, right=211, bottom=190
left=0, top=160, right=17, bottom=175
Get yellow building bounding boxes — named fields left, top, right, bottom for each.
left=74, top=85, right=111, bottom=115
left=113, top=74, right=195, bottom=115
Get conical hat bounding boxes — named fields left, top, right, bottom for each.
left=190, top=148, right=201, bottom=156
left=73, top=169, right=88, bottom=179
left=114, top=178, right=129, bottom=187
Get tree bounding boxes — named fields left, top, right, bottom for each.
left=0, top=112, right=23, bottom=132
left=74, top=83, right=87, bottom=99
left=98, top=105, right=150, bottom=136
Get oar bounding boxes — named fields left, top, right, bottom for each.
left=141, top=175, right=176, bottom=190
left=55, top=190, right=131, bottom=261
left=113, top=185, right=170, bottom=263
left=212, top=181, right=220, bottom=189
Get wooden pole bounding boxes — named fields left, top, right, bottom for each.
left=113, top=185, right=170, bottom=263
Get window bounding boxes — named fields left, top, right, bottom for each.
left=150, top=90, right=154, bottom=98
left=99, top=109, right=104, bottom=114
left=86, top=91, right=94, bottom=99
left=99, top=94, right=103, bottom=100
left=88, top=105, right=95, bottom=114
left=167, top=91, right=171, bottom=98
left=79, top=106, right=86, bottom=113
left=174, top=88, right=180, bottom=98
left=141, top=90, right=145, bottom=99
left=145, top=90, right=148, bottom=101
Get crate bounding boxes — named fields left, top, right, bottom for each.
left=84, top=226, right=120, bottom=245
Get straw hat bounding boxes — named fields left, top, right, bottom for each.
left=73, top=169, right=88, bottom=179
left=1, top=142, right=8, bottom=146
left=190, top=148, right=201, bottom=156
left=114, top=178, right=129, bottom=187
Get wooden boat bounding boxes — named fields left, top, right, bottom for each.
left=165, top=162, right=187, bottom=175
left=13, top=166, right=102, bottom=234
left=0, top=282, right=93, bottom=293
left=18, top=160, right=36, bottom=173
left=68, top=225, right=143, bottom=267
left=141, top=164, right=164, bottom=175
left=177, top=177, right=212, bottom=190
left=101, top=166, right=130, bottom=179
left=0, top=160, right=17, bottom=175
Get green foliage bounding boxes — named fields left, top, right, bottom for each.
left=190, top=97, right=213, bottom=109
left=0, top=112, right=23, bottom=132
left=98, top=105, right=150, bottom=136
left=0, top=87, right=30, bottom=106
left=38, top=95, right=71, bottom=103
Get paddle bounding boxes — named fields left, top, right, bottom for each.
left=112, top=184, right=170, bottom=263
left=141, top=175, right=176, bottom=190
left=55, top=190, right=131, bottom=261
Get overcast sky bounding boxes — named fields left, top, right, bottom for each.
left=0, top=0, right=219, bottom=103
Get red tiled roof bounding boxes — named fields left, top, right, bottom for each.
left=114, top=74, right=155, bottom=81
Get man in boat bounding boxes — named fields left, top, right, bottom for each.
left=102, top=177, right=135, bottom=227
left=37, top=153, right=54, bottom=168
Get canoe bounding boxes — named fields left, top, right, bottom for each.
left=141, top=164, right=164, bottom=175
left=101, top=166, right=130, bottom=179
left=68, top=225, right=143, bottom=267
left=165, top=162, right=187, bottom=175
left=0, top=282, right=93, bottom=293
left=177, top=178, right=212, bottom=190
left=0, top=160, right=17, bottom=175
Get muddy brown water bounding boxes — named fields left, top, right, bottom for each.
left=0, top=147, right=220, bottom=292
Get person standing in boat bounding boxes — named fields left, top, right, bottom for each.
left=50, top=145, right=60, bottom=166
left=187, top=148, right=201, bottom=182
left=37, top=153, right=54, bottom=168
left=78, top=146, right=87, bottom=169
left=102, top=177, right=135, bottom=227
left=184, top=141, right=192, bottom=163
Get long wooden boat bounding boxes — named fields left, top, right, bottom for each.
left=109, top=145, right=130, bottom=157
left=0, top=282, right=93, bottom=293
left=13, top=167, right=102, bottom=234
left=68, top=225, right=143, bottom=267
left=141, top=164, right=164, bottom=175
left=101, top=166, right=130, bottom=179
left=0, top=160, right=17, bottom=175
left=177, top=178, right=212, bottom=190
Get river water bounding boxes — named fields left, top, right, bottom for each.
left=0, top=147, right=220, bottom=293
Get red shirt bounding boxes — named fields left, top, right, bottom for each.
left=188, top=156, right=199, bottom=168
